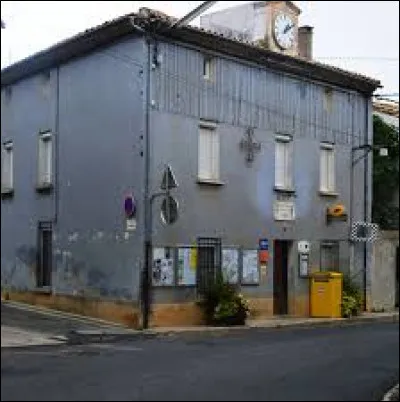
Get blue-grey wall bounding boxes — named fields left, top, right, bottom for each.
left=1, top=35, right=147, bottom=302
left=147, top=40, right=370, bottom=303
left=1, top=34, right=372, bottom=309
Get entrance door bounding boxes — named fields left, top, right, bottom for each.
left=37, top=222, right=53, bottom=288
left=273, top=240, right=290, bottom=315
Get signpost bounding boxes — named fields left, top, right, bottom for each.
left=142, top=164, right=179, bottom=329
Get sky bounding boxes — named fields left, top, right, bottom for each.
left=1, top=1, right=399, bottom=97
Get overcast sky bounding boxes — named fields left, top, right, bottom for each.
left=1, top=1, right=399, bottom=96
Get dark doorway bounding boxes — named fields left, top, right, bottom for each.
left=273, top=240, right=291, bottom=315
left=37, top=222, right=53, bottom=288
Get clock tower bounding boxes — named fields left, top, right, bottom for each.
left=262, top=1, right=301, bottom=57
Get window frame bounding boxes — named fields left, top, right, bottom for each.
left=197, top=121, right=222, bottom=185
left=274, top=134, right=293, bottom=191
left=1, top=140, right=14, bottom=196
left=319, top=142, right=336, bottom=195
left=36, top=131, right=53, bottom=191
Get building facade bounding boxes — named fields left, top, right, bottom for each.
left=1, top=8, right=380, bottom=327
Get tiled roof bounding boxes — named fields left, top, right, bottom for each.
left=135, top=8, right=379, bottom=85
left=1, top=7, right=381, bottom=94
left=373, top=99, right=399, bottom=118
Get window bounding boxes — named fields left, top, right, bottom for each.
left=37, top=131, right=53, bottom=187
left=320, top=241, right=339, bottom=272
left=1, top=141, right=14, bottom=194
left=37, top=221, right=53, bottom=287
left=198, top=122, right=220, bottom=181
left=203, top=56, right=212, bottom=80
left=275, top=135, right=293, bottom=190
left=320, top=142, right=335, bottom=193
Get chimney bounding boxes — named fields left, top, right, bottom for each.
left=298, top=26, right=313, bottom=61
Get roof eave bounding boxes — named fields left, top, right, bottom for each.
left=157, top=25, right=380, bottom=95
left=1, top=17, right=138, bottom=87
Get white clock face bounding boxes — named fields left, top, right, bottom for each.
left=273, top=13, right=295, bottom=50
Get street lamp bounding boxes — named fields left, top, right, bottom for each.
left=351, top=144, right=388, bottom=167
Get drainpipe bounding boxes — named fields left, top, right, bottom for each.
left=142, top=35, right=152, bottom=330
left=363, top=96, right=371, bottom=311
left=54, top=67, right=60, bottom=224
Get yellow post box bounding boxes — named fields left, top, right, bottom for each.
left=310, top=271, right=343, bottom=318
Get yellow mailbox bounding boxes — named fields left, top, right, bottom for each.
left=310, top=271, right=343, bottom=318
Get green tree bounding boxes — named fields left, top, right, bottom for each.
left=372, top=114, right=399, bottom=230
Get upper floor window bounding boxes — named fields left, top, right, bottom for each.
left=37, top=131, right=53, bottom=189
left=203, top=56, right=213, bottom=80
left=198, top=121, right=220, bottom=182
left=320, top=142, right=335, bottom=193
left=275, top=134, right=293, bottom=190
left=1, top=140, right=14, bottom=195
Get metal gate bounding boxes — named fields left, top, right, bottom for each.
left=196, top=237, right=222, bottom=294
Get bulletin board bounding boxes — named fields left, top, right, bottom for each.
left=152, top=247, right=175, bottom=286
left=222, top=248, right=239, bottom=284
left=177, top=247, right=197, bottom=286
left=241, top=249, right=260, bottom=285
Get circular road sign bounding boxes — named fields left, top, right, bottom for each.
left=160, top=196, right=179, bottom=225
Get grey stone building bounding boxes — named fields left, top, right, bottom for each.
left=1, top=7, right=380, bottom=327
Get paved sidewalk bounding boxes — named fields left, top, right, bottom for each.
left=1, top=325, right=64, bottom=348
left=1, top=300, right=398, bottom=345
left=150, top=311, right=399, bottom=335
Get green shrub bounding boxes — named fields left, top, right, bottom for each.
left=198, top=273, right=249, bottom=326
left=341, top=274, right=363, bottom=318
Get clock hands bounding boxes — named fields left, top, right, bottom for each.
left=283, top=23, right=294, bottom=34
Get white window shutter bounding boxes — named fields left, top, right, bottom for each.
left=320, top=145, right=335, bottom=192
left=198, top=126, right=219, bottom=181
left=286, top=141, right=293, bottom=188
left=1, top=143, right=13, bottom=190
left=198, top=127, right=209, bottom=179
left=275, top=141, right=285, bottom=188
left=328, top=150, right=335, bottom=191
left=38, top=134, right=52, bottom=185
left=320, top=149, right=328, bottom=191
left=211, top=130, right=219, bottom=180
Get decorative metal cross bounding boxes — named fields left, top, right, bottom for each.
left=240, top=127, right=261, bottom=163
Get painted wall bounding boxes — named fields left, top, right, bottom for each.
left=148, top=39, right=369, bottom=311
left=1, top=33, right=372, bottom=317
left=1, top=36, right=147, bottom=302
left=370, top=231, right=399, bottom=311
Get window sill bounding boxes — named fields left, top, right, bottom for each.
left=196, top=178, right=225, bottom=186
left=274, top=186, right=296, bottom=195
left=319, top=190, right=339, bottom=197
left=1, top=188, right=14, bottom=199
left=36, top=183, right=54, bottom=193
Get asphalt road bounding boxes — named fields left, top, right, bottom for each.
left=1, top=322, right=398, bottom=401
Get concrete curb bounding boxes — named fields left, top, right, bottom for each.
left=2, top=300, right=397, bottom=345
left=64, top=313, right=398, bottom=343
left=151, top=313, right=399, bottom=338
left=383, top=384, right=399, bottom=401
left=65, top=329, right=159, bottom=345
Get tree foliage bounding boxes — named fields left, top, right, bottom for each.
left=372, top=114, right=399, bottom=230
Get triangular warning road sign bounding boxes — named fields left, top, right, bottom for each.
left=160, top=165, right=178, bottom=190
